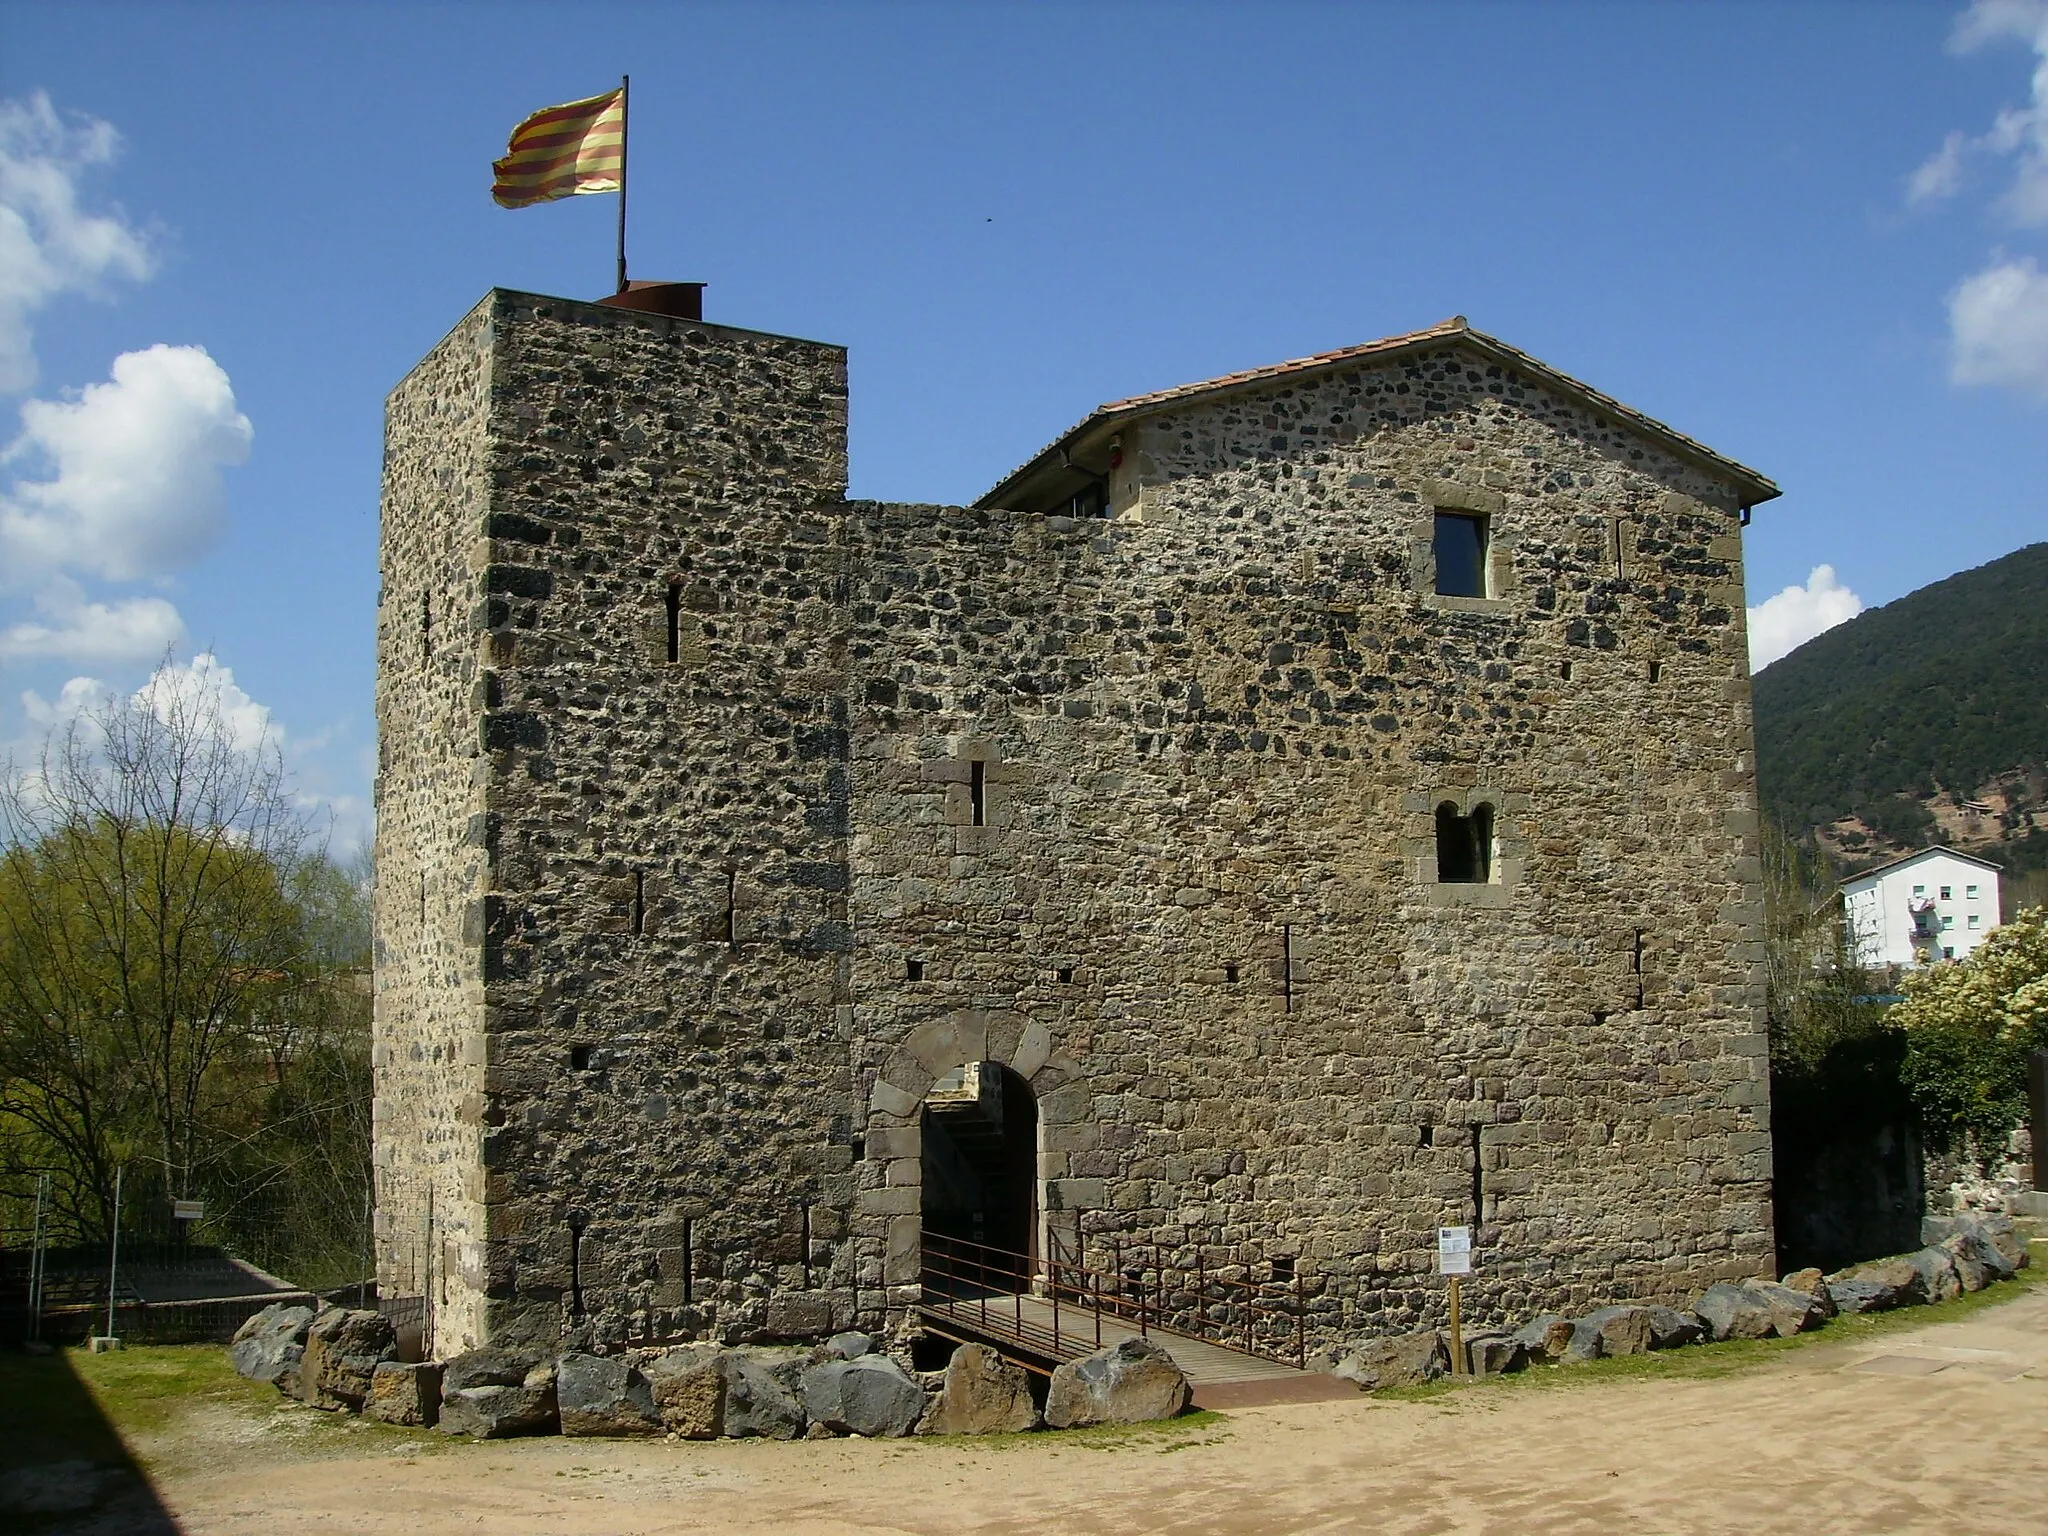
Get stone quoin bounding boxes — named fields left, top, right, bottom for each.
left=373, top=288, right=1779, bottom=1358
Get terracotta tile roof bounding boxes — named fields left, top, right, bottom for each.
left=972, top=316, right=1781, bottom=511
left=1840, top=845, right=2007, bottom=885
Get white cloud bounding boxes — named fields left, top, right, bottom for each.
left=1909, top=130, right=1970, bottom=205
left=0, top=91, right=154, bottom=394
left=1748, top=565, right=1864, bottom=671
left=1936, top=1, right=2048, bottom=226
left=133, top=650, right=280, bottom=758
left=0, top=343, right=252, bottom=583
left=1948, top=254, right=2048, bottom=393
left=0, top=575, right=183, bottom=666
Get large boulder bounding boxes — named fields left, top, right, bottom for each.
left=918, top=1343, right=1038, bottom=1435
left=1462, top=1333, right=1525, bottom=1377
left=556, top=1353, right=662, bottom=1438
left=1747, top=1281, right=1829, bottom=1337
left=723, top=1353, right=806, bottom=1440
left=1510, top=1314, right=1575, bottom=1364
left=1832, top=1257, right=1922, bottom=1313
left=296, top=1307, right=396, bottom=1411
left=1948, top=1217, right=2021, bottom=1280
left=1778, top=1269, right=1839, bottom=1320
left=1906, top=1247, right=1962, bottom=1305
left=1975, top=1215, right=2027, bottom=1273
left=646, top=1348, right=728, bottom=1439
left=1645, top=1306, right=1704, bottom=1350
left=1324, top=1330, right=1447, bottom=1391
left=1941, top=1234, right=1990, bottom=1293
left=436, top=1349, right=558, bottom=1438
left=823, top=1332, right=875, bottom=1360
left=1566, top=1305, right=1654, bottom=1362
left=365, top=1361, right=442, bottom=1428
left=1691, top=1282, right=1776, bottom=1342
left=228, top=1302, right=314, bottom=1388
left=801, top=1353, right=927, bottom=1437
left=1044, top=1337, right=1191, bottom=1428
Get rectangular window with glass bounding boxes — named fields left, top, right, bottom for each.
left=1966, top=884, right=1979, bottom=898
left=1433, top=512, right=1489, bottom=598
left=1969, top=914, right=1982, bottom=928
left=1913, top=884, right=1926, bottom=896
left=1940, top=885, right=1952, bottom=900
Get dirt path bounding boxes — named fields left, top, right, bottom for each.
left=131, top=1285, right=2048, bottom=1535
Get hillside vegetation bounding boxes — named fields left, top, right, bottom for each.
left=1752, top=541, right=2048, bottom=875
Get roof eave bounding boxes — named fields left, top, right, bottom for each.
left=973, top=325, right=1781, bottom=512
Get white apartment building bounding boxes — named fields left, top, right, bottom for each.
left=1842, top=846, right=2005, bottom=968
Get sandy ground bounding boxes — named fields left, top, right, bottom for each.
left=130, top=1285, right=2048, bottom=1536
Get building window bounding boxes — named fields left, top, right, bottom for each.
left=1966, top=884, right=1979, bottom=899
left=1433, top=512, right=1489, bottom=598
left=1943, top=946, right=1955, bottom=960
left=1435, top=800, right=1495, bottom=883
left=1941, top=915, right=1954, bottom=930
left=1968, top=914, right=1982, bottom=929
left=1940, top=885, right=1952, bottom=900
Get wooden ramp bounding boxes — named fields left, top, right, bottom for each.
left=917, top=1291, right=1356, bottom=1410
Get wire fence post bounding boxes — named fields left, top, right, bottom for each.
left=103, top=1165, right=123, bottom=1342
left=28, top=1174, right=48, bottom=1343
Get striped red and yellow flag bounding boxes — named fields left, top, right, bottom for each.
left=492, top=88, right=625, bottom=209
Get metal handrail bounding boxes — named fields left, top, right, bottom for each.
left=918, top=1230, right=1309, bottom=1369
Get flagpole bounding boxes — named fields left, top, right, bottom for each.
left=615, top=75, right=630, bottom=293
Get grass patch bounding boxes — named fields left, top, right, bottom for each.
left=1377, top=1262, right=2046, bottom=1404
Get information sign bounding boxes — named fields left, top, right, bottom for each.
left=1437, top=1224, right=1472, bottom=1276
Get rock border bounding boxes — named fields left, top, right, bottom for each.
left=1311, top=1211, right=2031, bottom=1389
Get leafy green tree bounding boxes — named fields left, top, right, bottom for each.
left=0, top=674, right=370, bottom=1284
left=1892, top=907, right=2048, bottom=1163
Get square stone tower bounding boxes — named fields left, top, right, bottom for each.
left=376, top=292, right=1779, bottom=1358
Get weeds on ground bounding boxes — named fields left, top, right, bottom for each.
left=1376, top=1261, right=2046, bottom=1405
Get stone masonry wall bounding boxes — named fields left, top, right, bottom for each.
left=373, top=298, right=496, bottom=1352
left=841, top=348, right=1772, bottom=1345
left=376, top=292, right=1773, bottom=1357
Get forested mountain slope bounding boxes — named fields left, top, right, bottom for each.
left=1752, top=541, right=2048, bottom=873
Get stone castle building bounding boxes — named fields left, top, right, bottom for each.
left=373, top=283, right=1780, bottom=1358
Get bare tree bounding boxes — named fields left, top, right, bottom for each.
left=0, top=667, right=319, bottom=1243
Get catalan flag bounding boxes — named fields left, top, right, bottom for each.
left=492, top=88, right=626, bottom=209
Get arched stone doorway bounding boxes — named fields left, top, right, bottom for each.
left=861, top=1009, right=1089, bottom=1300
left=921, top=1061, right=1038, bottom=1281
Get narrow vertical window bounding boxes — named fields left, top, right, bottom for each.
left=1432, top=512, right=1489, bottom=597
left=665, top=578, right=683, bottom=664
left=421, top=593, right=432, bottom=666
left=1281, top=923, right=1294, bottom=1013
left=969, top=759, right=987, bottom=826
left=1435, top=801, right=1494, bottom=884
left=1610, top=517, right=1628, bottom=580
left=723, top=870, right=738, bottom=950
left=681, top=1216, right=694, bottom=1305
left=632, top=869, right=646, bottom=936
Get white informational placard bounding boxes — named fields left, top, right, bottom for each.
left=172, top=1200, right=204, bottom=1221
left=1437, top=1225, right=1472, bottom=1276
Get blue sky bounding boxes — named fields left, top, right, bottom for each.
left=4, top=0, right=2047, bottom=852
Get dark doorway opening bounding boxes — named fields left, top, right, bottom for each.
left=921, top=1061, right=1038, bottom=1289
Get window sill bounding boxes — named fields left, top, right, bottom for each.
left=1418, top=881, right=1514, bottom=909
left=1423, top=593, right=1516, bottom=617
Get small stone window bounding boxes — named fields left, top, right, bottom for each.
left=1435, top=800, right=1495, bottom=883
left=1433, top=513, right=1489, bottom=598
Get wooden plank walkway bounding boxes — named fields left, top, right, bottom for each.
left=917, top=1292, right=1357, bottom=1409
